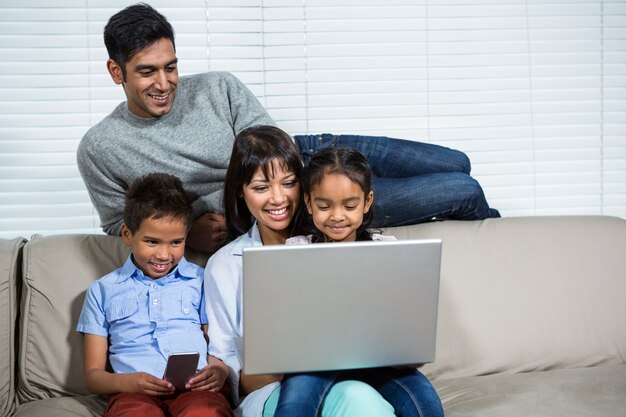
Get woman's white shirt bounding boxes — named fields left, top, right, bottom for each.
left=204, top=223, right=278, bottom=417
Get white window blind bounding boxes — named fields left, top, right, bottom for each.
left=1, top=0, right=624, bottom=239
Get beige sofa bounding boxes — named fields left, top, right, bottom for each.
left=1, top=216, right=625, bottom=417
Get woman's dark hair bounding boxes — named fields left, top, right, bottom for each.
left=301, top=147, right=375, bottom=242
left=123, top=172, right=192, bottom=234
left=223, top=125, right=303, bottom=240
left=104, top=3, right=175, bottom=79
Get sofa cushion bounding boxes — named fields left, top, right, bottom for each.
left=17, top=234, right=129, bottom=403
left=385, top=216, right=626, bottom=380
left=0, top=237, right=26, bottom=417
left=434, top=364, right=626, bottom=417
left=12, top=395, right=106, bottom=417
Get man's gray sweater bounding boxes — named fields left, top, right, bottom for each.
left=77, top=72, right=275, bottom=235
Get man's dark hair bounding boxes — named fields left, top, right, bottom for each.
left=123, top=172, right=192, bottom=234
left=104, top=3, right=175, bottom=78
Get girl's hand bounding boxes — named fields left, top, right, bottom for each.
left=119, top=372, right=175, bottom=395
left=187, top=356, right=229, bottom=391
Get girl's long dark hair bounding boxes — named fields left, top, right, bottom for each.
left=300, top=147, right=374, bottom=242
left=223, top=125, right=303, bottom=240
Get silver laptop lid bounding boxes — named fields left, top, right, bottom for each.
left=241, top=238, right=442, bottom=375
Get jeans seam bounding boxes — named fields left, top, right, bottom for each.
left=314, top=374, right=338, bottom=417
left=381, top=371, right=425, bottom=417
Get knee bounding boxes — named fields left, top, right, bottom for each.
left=459, top=177, right=499, bottom=217
left=465, top=175, right=485, bottom=199
left=458, top=151, right=471, bottom=174
left=322, top=381, right=395, bottom=417
left=448, top=173, right=485, bottom=201
left=443, top=148, right=471, bottom=174
left=330, top=380, right=377, bottom=401
left=393, top=372, right=444, bottom=417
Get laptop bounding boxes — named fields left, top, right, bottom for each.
left=239, top=238, right=442, bottom=375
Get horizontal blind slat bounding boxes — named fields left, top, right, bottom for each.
left=0, top=0, right=624, bottom=239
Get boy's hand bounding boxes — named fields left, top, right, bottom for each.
left=120, top=372, right=175, bottom=396
left=186, top=356, right=229, bottom=391
left=83, top=334, right=175, bottom=396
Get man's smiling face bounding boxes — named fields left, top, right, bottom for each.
left=108, top=37, right=178, bottom=119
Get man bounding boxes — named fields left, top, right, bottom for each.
left=78, top=3, right=499, bottom=254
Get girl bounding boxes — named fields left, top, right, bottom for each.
left=204, top=125, right=398, bottom=417
left=273, top=146, right=444, bottom=417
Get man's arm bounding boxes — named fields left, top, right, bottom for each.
left=83, top=334, right=174, bottom=395
left=186, top=72, right=275, bottom=254
left=223, top=72, right=276, bottom=135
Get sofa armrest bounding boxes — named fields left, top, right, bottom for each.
left=16, top=234, right=129, bottom=404
left=0, top=237, right=27, bottom=417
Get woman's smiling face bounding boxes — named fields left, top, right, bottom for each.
left=242, top=160, right=300, bottom=245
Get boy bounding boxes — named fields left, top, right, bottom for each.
left=76, top=172, right=232, bottom=417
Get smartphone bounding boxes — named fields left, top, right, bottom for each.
left=162, top=352, right=200, bottom=391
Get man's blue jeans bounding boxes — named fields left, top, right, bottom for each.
left=294, top=134, right=500, bottom=227
left=274, top=368, right=444, bottom=417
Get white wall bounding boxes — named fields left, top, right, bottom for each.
left=1, top=0, right=625, bottom=239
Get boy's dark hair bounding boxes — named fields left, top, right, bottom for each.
left=301, top=147, right=375, bottom=242
left=223, top=125, right=304, bottom=240
left=104, top=3, right=175, bottom=79
left=123, top=172, right=192, bottom=234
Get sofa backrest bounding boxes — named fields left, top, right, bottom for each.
left=0, top=237, right=26, bottom=417
left=17, top=234, right=130, bottom=403
left=387, top=216, right=626, bottom=380
left=12, top=216, right=626, bottom=402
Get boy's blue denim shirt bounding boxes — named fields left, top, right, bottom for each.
left=76, top=256, right=208, bottom=378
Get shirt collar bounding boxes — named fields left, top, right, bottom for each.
left=229, top=222, right=264, bottom=256
left=116, top=255, right=198, bottom=283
